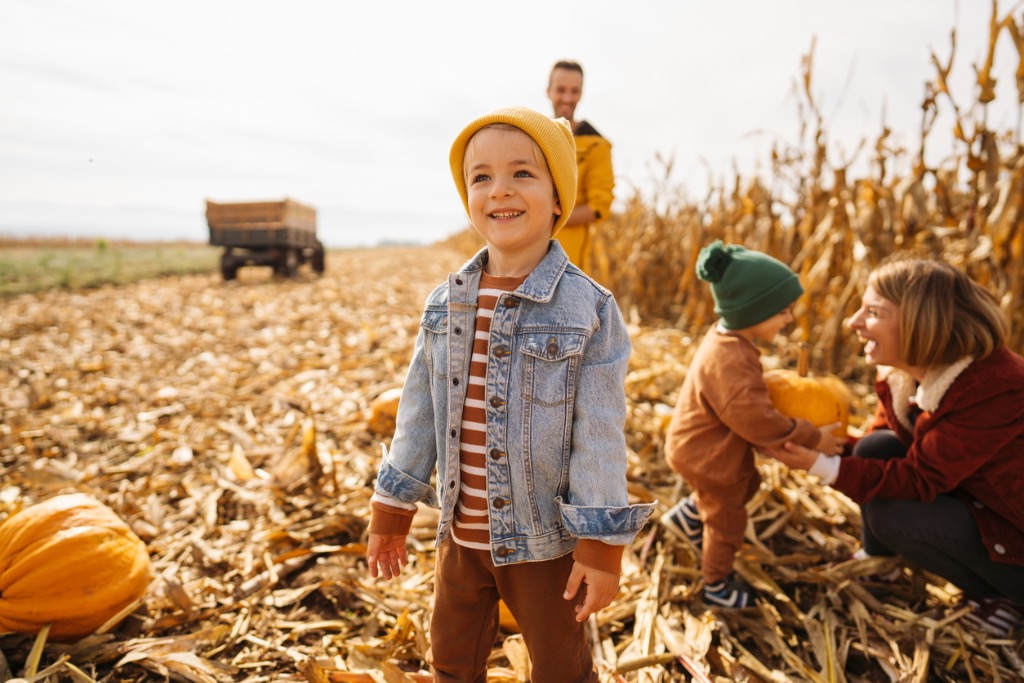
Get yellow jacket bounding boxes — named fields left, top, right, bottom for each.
left=573, top=120, right=614, bottom=223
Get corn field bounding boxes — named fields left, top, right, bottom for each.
left=5, top=4, right=1024, bottom=683
left=591, top=2, right=1024, bottom=385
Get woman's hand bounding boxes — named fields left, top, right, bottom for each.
left=764, top=440, right=821, bottom=471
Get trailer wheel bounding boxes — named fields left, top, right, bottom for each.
left=312, top=244, right=325, bottom=274
left=220, top=252, right=238, bottom=281
left=283, top=248, right=299, bottom=278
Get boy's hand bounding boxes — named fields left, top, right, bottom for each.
left=817, top=423, right=844, bottom=455
left=563, top=561, right=619, bottom=622
left=367, top=532, right=409, bottom=580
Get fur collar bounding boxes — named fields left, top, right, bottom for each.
left=880, top=356, right=974, bottom=431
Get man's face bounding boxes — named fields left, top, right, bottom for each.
left=547, top=68, right=583, bottom=121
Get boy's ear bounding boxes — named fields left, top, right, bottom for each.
left=554, top=197, right=562, bottom=216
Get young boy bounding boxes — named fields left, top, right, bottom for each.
left=366, top=106, right=654, bottom=682
left=661, top=240, right=843, bottom=608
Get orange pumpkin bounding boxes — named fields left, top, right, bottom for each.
left=764, top=345, right=851, bottom=438
left=498, top=599, right=520, bottom=633
left=368, top=387, right=403, bottom=435
left=0, top=493, right=152, bottom=641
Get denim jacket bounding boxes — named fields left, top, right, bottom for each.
left=374, top=241, right=655, bottom=565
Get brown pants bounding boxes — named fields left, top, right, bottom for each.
left=428, top=537, right=597, bottom=683
left=693, top=472, right=761, bottom=583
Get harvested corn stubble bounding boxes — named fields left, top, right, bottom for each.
left=1, top=245, right=1020, bottom=682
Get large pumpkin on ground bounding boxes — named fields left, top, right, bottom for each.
left=368, top=387, right=403, bottom=436
left=0, top=493, right=152, bottom=641
left=498, top=599, right=520, bottom=633
left=764, top=345, right=852, bottom=437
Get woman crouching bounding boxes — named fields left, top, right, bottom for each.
left=769, top=254, right=1024, bottom=638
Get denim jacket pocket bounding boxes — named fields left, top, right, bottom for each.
left=421, top=306, right=448, bottom=379
left=518, top=331, right=586, bottom=406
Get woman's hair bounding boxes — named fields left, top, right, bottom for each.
left=869, top=254, right=1009, bottom=366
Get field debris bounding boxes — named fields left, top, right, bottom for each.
left=1, top=247, right=1020, bottom=682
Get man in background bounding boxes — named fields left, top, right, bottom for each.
left=546, top=60, right=615, bottom=276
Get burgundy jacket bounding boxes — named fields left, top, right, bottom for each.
left=835, top=347, right=1024, bottom=565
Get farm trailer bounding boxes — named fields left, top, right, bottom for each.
left=206, top=198, right=325, bottom=280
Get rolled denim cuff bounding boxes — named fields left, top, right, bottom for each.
left=556, top=498, right=656, bottom=546
left=376, top=458, right=440, bottom=508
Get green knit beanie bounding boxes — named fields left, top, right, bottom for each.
left=696, top=240, right=804, bottom=330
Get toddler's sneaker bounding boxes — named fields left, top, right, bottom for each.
left=660, top=495, right=703, bottom=552
left=703, top=573, right=756, bottom=609
left=959, top=597, right=1022, bottom=638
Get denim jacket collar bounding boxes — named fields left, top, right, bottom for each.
left=459, top=240, right=570, bottom=304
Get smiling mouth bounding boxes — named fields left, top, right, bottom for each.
left=490, top=211, right=523, bottom=219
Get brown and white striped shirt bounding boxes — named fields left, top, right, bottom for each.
left=451, top=272, right=525, bottom=549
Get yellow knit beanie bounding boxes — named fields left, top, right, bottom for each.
left=449, top=106, right=578, bottom=235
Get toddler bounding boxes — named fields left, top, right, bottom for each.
left=662, top=240, right=842, bottom=607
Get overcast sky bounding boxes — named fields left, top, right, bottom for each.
left=1, top=1, right=1020, bottom=247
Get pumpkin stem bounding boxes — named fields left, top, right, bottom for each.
left=797, top=342, right=810, bottom=377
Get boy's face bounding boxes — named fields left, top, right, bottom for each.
left=745, top=305, right=795, bottom=343
left=547, top=68, right=583, bottom=122
left=464, top=127, right=561, bottom=259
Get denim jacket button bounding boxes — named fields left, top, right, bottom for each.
left=452, top=378, right=459, bottom=386
left=492, top=498, right=508, bottom=509
left=489, top=448, right=505, bottom=460
left=450, top=429, right=457, bottom=438
left=489, top=396, right=506, bottom=408
left=546, top=341, right=559, bottom=355
left=496, top=546, right=513, bottom=558
left=493, top=345, right=509, bottom=357
left=503, top=297, right=519, bottom=308
left=454, top=327, right=462, bottom=335
left=455, top=278, right=463, bottom=286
